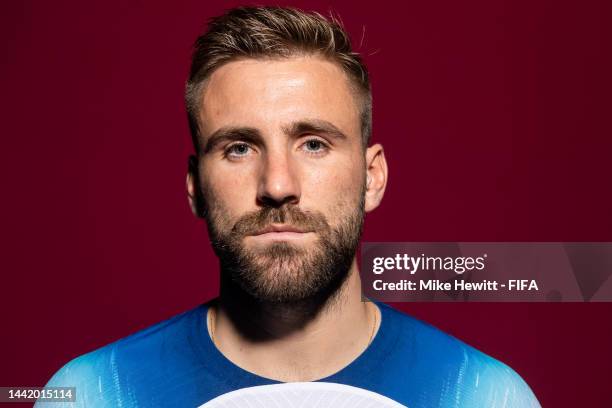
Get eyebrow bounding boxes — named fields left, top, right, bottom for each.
left=203, top=127, right=263, bottom=154
left=202, top=119, right=348, bottom=154
left=283, top=119, right=348, bottom=141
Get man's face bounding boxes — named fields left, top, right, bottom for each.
left=189, top=56, right=370, bottom=302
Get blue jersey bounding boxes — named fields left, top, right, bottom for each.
left=38, top=301, right=540, bottom=407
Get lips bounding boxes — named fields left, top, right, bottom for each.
left=251, top=224, right=310, bottom=236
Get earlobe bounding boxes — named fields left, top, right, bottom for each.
left=186, top=173, right=197, bottom=217
left=187, top=156, right=202, bottom=218
left=364, top=144, right=388, bottom=213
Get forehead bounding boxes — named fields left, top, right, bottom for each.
left=198, top=56, right=361, bottom=141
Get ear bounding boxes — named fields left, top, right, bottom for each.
left=364, top=143, right=388, bottom=213
left=186, top=155, right=203, bottom=218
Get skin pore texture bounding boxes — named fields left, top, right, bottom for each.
left=186, top=56, right=388, bottom=382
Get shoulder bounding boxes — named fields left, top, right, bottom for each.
left=377, top=302, right=541, bottom=407
left=36, top=304, right=207, bottom=407
left=36, top=345, right=112, bottom=407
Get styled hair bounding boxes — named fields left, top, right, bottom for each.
left=185, top=6, right=371, bottom=153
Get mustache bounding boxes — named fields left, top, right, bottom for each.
left=231, top=205, right=330, bottom=237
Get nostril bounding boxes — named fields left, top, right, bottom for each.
left=257, top=195, right=299, bottom=209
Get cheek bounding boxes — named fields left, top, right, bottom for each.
left=302, top=157, right=365, bottom=216
left=200, top=162, right=257, bottom=220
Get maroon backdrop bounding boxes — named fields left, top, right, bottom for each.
left=2, top=1, right=611, bottom=406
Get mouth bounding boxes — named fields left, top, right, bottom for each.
left=248, top=224, right=314, bottom=241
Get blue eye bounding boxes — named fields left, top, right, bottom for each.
left=226, top=143, right=251, bottom=157
left=303, top=139, right=327, bottom=153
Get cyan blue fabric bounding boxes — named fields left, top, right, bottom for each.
left=38, top=301, right=540, bottom=407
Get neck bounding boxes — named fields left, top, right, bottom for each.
left=210, top=258, right=380, bottom=382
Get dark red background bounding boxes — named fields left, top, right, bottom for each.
left=2, top=1, right=611, bottom=406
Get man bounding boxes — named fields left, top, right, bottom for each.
left=39, top=6, right=540, bottom=407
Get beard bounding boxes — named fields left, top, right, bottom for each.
left=203, top=189, right=365, bottom=304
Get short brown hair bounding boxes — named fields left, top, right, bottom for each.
left=185, top=6, right=372, bottom=153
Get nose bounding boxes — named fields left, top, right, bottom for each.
left=257, top=147, right=301, bottom=208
